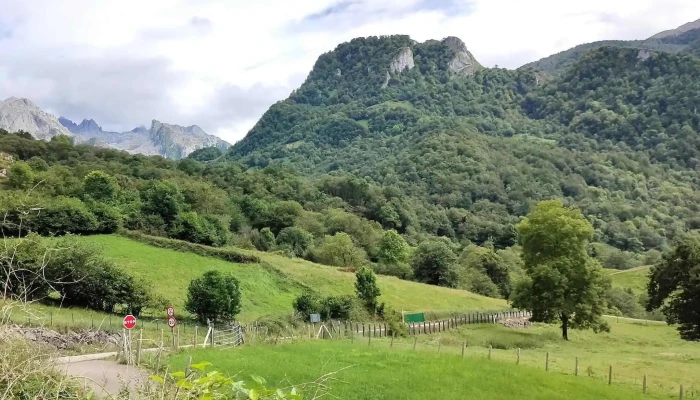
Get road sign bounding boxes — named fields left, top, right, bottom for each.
left=166, top=306, right=175, bottom=317
left=167, top=317, right=177, bottom=328
left=310, top=313, right=321, bottom=323
left=123, top=314, right=137, bottom=330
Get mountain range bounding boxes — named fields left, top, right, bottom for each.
left=0, top=97, right=230, bottom=159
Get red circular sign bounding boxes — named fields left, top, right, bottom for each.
left=166, top=306, right=175, bottom=317
left=167, top=317, right=177, bottom=328
left=123, top=314, right=137, bottom=330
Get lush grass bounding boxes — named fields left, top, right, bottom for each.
left=608, top=266, right=651, bottom=296
left=402, top=317, right=698, bottom=397
left=73, top=235, right=505, bottom=320
left=167, top=340, right=665, bottom=400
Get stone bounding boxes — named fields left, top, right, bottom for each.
left=389, top=46, right=415, bottom=74
left=0, top=97, right=74, bottom=140
left=441, top=36, right=482, bottom=76
left=637, top=49, right=653, bottom=61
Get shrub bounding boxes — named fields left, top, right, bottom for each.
left=7, top=161, right=34, bottom=189
left=313, top=232, right=368, bottom=268
left=82, top=170, right=118, bottom=202
left=89, top=202, right=122, bottom=233
left=31, top=196, right=98, bottom=235
left=412, top=240, right=458, bottom=287
left=293, top=292, right=321, bottom=321
left=169, top=211, right=228, bottom=247
left=320, top=295, right=355, bottom=320
left=121, top=231, right=259, bottom=263
left=251, top=228, right=276, bottom=251
left=186, top=270, right=242, bottom=324
left=355, top=267, right=380, bottom=312
left=276, top=226, right=313, bottom=257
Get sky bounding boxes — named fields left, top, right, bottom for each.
left=1, top=0, right=699, bottom=143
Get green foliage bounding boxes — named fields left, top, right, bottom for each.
left=313, top=232, right=368, bottom=268
left=275, top=226, right=313, bottom=257
left=606, top=287, right=646, bottom=319
left=32, top=196, right=98, bottom=235
left=169, top=211, right=229, bottom=247
left=82, top=170, right=118, bottom=202
left=7, top=161, right=34, bottom=189
left=292, top=291, right=355, bottom=321
left=411, top=240, right=458, bottom=287
left=459, top=245, right=511, bottom=299
left=355, top=266, right=381, bottom=312
left=378, top=229, right=411, bottom=265
left=188, top=146, right=223, bottom=161
left=512, top=200, right=610, bottom=340
left=252, top=227, right=276, bottom=251
left=185, top=270, right=242, bottom=324
left=647, top=232, right=700, bottom=340
left=141, top=180, right=185, bottom=225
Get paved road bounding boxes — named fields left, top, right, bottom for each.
left=58, top=359, right=151, bottom=397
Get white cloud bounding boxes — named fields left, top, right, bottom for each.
left=0, top=0, right=699, bottom=143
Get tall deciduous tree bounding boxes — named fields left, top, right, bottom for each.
left=411, top=240, right=458, bottom=287
left=512, top=200, right=610, bottom=340
left=647, top=233, right=700, bottom=341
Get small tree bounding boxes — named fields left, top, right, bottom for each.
left=276, top=226, right=313, bottom=257
left=185, top=270, right=242, bottom=324
left=8, top=161, right=34, bottom=189
left=314, top=232, right=367, bottom=268
left=378, top=229, right=410, bottom=265
left=511, top=200, right=610, bottom=340
left=647, top=233, right=700, bottom=340
left=83, top=170, right=118, bottom=202
left=355, top=267, right=381, bottom=312
left=411, top=240, right=458, bottom=287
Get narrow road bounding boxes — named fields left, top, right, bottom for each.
left=58, top=359, right=151, bottom=397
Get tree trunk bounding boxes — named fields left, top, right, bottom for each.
left=561, top=313, right=569, bottom=341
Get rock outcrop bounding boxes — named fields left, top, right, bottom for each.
left=389, top=46, right=415, bottom=74
left=442, top=36, right=482, bottom=76
left=0, top=97, right=74, bottom=140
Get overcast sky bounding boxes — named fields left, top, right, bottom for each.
left=1, top=0, right=699, bottom=143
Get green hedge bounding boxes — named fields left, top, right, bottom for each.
left=120, top=230, right=260, bottom=264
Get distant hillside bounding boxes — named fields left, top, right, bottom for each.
left=522, top=20, right=700, bottom=74
left=59, top=116, right=230, bottom=159
left=0, top=96, right=229, bottom=159
left=226, top=34, right=700, bottom=253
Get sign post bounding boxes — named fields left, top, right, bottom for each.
left=166, top=306, right=177, bottom=347
left=123, top=315, right=137, bottom=365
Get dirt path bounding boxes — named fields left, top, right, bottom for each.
left=58, top=359, right=151, bottom=397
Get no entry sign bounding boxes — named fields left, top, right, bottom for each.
left=123, top=314, right=137, bottom=330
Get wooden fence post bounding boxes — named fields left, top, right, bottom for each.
left=390, top=334, right=394, bottom=348
left=546, top=352, right=549, bottom=371
left=642, top=375, right=647, bottom=394
left=608, top=365, right=612, bottom=385
left=136, top=330, right=143, bottom=365
left=176, top=326, right=180, bottom=350
left=488, top=345, right=492, bottom=360
left=575, top=357, right=579, bottom=376
left=680, top=384, right=684, bottom=400
left=368, top=334, right=371, bottom=346
left=194, top=325, right=199, bottom=347
left=438, top=339, right=441, bottom=354
left=517, top=348, right=520, bottom=365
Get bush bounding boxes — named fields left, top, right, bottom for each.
left=292, top=292, right=355, bottom=321
left=313, top=232, right=368, bottom=268
left=82, top=170, right=118, bottom=202
left=89, top=202, right=122, bottom=233
left=169, top=211, right=229, bottom=247
left=412, top=240, right=458, bottom=287
left=372, top=262, right=413, bottom=280
left=251, top=228, right=276, bottom=251
left=355, top=267, right=381, bottom=312
left=186, top=270, right=242, bottom=324
left=293, top=292, right=321, bottom=321
left=276, top=226, right=313, bottom=257
left=7, top=161, right=34, bottom=189
left=31, top=196, right=98, bottom=235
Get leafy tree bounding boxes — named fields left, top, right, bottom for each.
left=647, top=233, right=700, bottom=340
left=251, top=227, right=276, bottom=251
left=355, top=267, right=381, bottom=312
left=8, top=161, right=34, bottom=189
left=314, top=232, right=368, bottom=268
left=276, top=226, right=313, bottom=257
left=185, top=270, right=242, bottom=324
left=83, top=170, right=118, bottom=202
left=188, top=147, right=222, bottom=162
left=378, top=230, right=410, bottom=265
left=293, top=291, right=321, bottom=321
left=169, top=211, right=228, bottom=247
left=141, top=181, right=184, bottom=224
left=411, top=240, right=458, bottom=287
left=512, top=200, right=610, bottom=340
left=460, top=245, right=511, bottom=298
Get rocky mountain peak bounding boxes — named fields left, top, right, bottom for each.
left=78, top=119, right=102, bottom=134
left=441, top=36, right=482, bottom=76
left=0, top=97, right=73, bottom=140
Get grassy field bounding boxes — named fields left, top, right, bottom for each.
left=397, top=317, right=698, bottom=398
left=19, top=235, right=505, bottom=324
left=607, top=266, right=651, bottom=295
left=167, top=340, right=668, bottom=400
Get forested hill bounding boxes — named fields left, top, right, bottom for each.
left=226, top=35, right=700, bottom=253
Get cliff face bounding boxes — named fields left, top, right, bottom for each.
left=442, top=36, right=482, bottom=76
left=0, top=97, right=74, bottom=140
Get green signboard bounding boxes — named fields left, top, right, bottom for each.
left=404, top=313, right=425, bottom=323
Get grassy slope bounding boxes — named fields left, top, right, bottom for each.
left=607, top=266, right=651, bottom=296
left=409, top=317, right=698, bottom=397
left=79, top=235, right=506, bottom=320
left=168, top=340, right=666, bottom=400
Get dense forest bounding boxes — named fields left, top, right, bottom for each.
left=227, top=36, right=700, bottom=261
